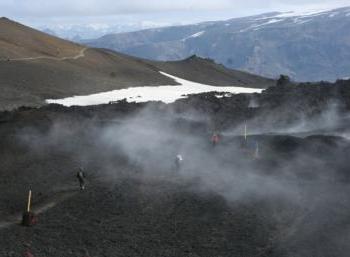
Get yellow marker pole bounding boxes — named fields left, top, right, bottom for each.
left=27, top=190, right=32, bottom=212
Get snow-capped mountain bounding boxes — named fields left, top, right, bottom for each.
left=38, top=22, right=171, bottom=41
left=85, top=6, right=350, bottom=82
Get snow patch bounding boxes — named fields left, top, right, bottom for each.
left=240, top=18, right=284, bottom=32
left=275, top=9, right=330, bottom=18
left=294, top=18, right=312, bottom=25
left=46, top=72, right=263, bottom=106
left=261, top=18, right=284, bottom=25
left=215, top=93, right=233, bottom=99
left=241, top=7, right=345, bottom=32
left=182, top=31, right=205, bottom=41
left=87, top=23, right=110, bottom=30
left=329, top=12, right=338, bottom=17
left=190, top=31, right=205, bottom=38
left=253, top=8, right=329, bottom=21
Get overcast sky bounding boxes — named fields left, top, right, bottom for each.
left=1, top=0, right=350, bottom=28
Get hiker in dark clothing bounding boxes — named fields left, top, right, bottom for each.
left=77, top=167, right=86, bottom=190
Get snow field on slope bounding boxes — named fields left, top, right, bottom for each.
left=46, top=72, right=263, bottom=106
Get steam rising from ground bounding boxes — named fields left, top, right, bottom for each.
left=96, top=106, right=300, bottom=201
left=225, top=99, right=348, bottom=138
left=15, top=97, right=350, bottom=255
left=13, top=88, right=350, bottom=255
left=19, top=101, right=350, bottom=206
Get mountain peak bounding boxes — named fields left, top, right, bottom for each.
left=187, top=54, right=200, bottom=60
left=0, top=17, right=10, bottom=21
left=185, top=55, right=215, bottom=63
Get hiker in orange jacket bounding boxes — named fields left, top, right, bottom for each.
left=211, top=132, right=220, bottom=147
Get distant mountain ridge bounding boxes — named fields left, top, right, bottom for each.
left=85, top=6, right=350, bottom=82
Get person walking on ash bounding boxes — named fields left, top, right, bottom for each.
left=211, top=132, right=220, bottom=147
left=175, top=154, right=183, bottom=172
left=77, top=167, right=86, bottom=190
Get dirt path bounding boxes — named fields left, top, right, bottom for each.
left=0, top=187, right=79, bottom=230
left=3, top=47, right=88, bottom=62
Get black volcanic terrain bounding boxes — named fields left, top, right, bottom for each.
left=1, top=78, right=350, bottom=256
left=0, top=18, right=274, bottom=111
left=2, top=15, right=350, bottom=257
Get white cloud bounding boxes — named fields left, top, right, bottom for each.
left=1, top=0, right=349, bottom=18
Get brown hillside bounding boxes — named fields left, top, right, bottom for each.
left=0, top=18, right=274, bottom=110
left=0, top=17, right=83, bottom=59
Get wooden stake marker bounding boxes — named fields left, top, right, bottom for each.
left=27, top=190, right=32, bottom=212
left=22, top=189, right=37, bottom=226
